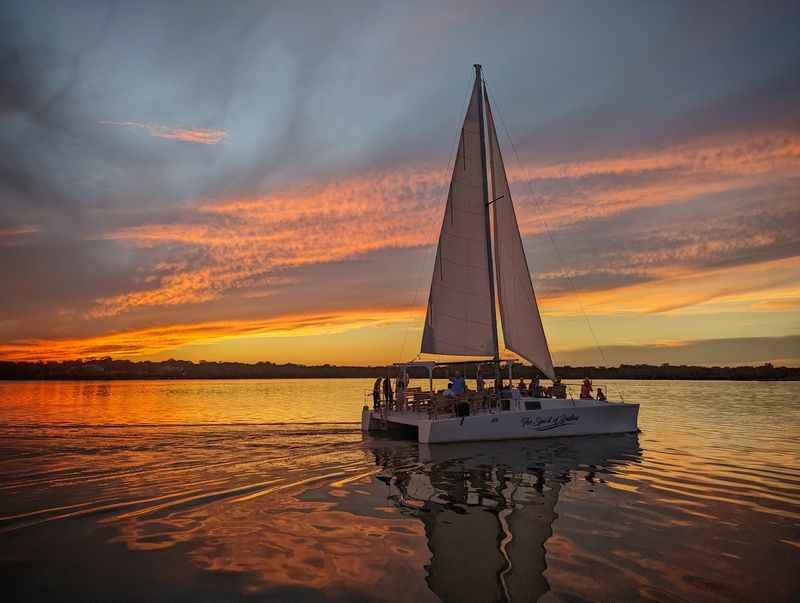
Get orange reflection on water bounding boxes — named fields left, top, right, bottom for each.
left=1, top=379, right=799, bottom=601
left=111, top=483, right=435, bottom=600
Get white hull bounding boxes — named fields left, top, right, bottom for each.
left=362, top=398, right=639, bottom=444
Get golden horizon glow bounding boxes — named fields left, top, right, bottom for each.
left=3, top=250, right=798, bottom=364
left=0, top=307, right=421, bottom=362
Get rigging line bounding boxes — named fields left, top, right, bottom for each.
left=398, top=75, right=476, bottom=363
left=482, top=76, right=612, bottom=375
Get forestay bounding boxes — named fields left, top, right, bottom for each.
left=485, top=92, right=555, bottom=379
left=421, top=76, right=496, bottom=357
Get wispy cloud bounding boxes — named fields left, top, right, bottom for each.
left=510, top=132, right=800, bottom=234
left=94, top=169, right=446, bottom=315
left=752, top=297, right=800, bottom=311
left=0, top=226, right=38, bottom=245
left=99, top=121, right=227, bottom=144
left=541, top=256, right=800, bottom=316
left=89, top=129, right=800, bottom=319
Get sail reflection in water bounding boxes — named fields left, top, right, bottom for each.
left=372, top=434, right=641, bottom=603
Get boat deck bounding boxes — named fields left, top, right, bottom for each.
left=362, top=396, right=639, bottom=443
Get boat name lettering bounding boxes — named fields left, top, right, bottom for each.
left=521, top=413, right=579, bottom=431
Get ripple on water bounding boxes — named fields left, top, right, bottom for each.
left=0, top=379, right=798, bottom=601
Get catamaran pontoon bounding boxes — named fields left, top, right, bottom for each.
left=361, top=65, right=639, bottom=444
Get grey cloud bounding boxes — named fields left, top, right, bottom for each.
left=0, top=238, right=154, bottom=327
left=504, top=64, right=800, bottom=165
left=3, top=0, right=799, bottom=220
left=523, top=179, right=800, bottom=295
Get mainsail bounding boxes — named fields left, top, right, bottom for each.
left=485, top=91, right=555, bottom=379
left=421, top=74, right=496, bottom=357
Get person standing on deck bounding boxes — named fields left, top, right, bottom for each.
left=383, top=376, right=393, bottom=407
left=372, top=377, right=382, bottom=409
left=395, top=374, right=407, bottom=408
left=451, top=371, right=466, bottom=395
left=476, top=372, right=484, bottom=392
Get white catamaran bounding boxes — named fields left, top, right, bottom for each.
left=361, top=65, right=639, bottom=444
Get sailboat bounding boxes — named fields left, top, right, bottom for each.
left=361, top=65, right=639, bottom=444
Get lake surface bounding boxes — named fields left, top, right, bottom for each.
left=1, top=379, right=798, bottom=602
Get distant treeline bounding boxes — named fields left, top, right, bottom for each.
left=0, top=358, right=797, bottom=380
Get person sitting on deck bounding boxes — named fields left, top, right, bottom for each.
left=597, top=387, right=607, bottom=401
left=451, top=372, right=466, bottom=395
left=517, top=378, right=527, bottom=392
left=580, top=378, right=594, bottom=400
left=551, top=377, right=567, bottom=399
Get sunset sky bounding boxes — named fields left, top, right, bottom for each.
left=1, top=1, right=799, bottom=366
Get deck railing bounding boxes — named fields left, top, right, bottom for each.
left=365, top=382, right=623, bottom=419
left=366, top=388, right=517, bottom=419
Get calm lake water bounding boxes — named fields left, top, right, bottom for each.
left=1, top=379, right=798, bottom=602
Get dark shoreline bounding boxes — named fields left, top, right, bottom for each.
left=1, top=359, right=797, bottom=381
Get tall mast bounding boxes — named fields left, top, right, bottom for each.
left=474, top=64, right=500, bottom=371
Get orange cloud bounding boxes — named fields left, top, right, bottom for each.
left=90, top=129, right=800, bottom=320
left=541, top=255, right=800, bottom=316
left=8, top=258, right=796, bottom=362
left=751, top=297, right=800, bottom=311
left=99, top=121, right=227, bottom=144
left=0, top=226, right=38, bottom=245
left=96, top=171, right=446, bottom=315
left=512, top=134, right=800, bottom=181
left=0, top=307, right=422, bottom=361
left=512, top=132, right=800, bottom=233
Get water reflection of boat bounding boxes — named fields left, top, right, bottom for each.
left=373, top=434, right=641, bottom=602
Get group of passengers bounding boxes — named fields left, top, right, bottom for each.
left=372, top=376, right=392, bottom=409
left=447, top=371, right=567, bottom=399
left=373, top=372, right=607, bottom=409
left=579, top=378, right=606, bottom=401
left=515, top=374, right=542, bottom=397
left=373, top=374, right=410, bottom=409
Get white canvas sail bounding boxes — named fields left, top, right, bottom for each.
left=421, top=77, right=496, bottom=357
left=485, top=93, right=555, bottom=379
